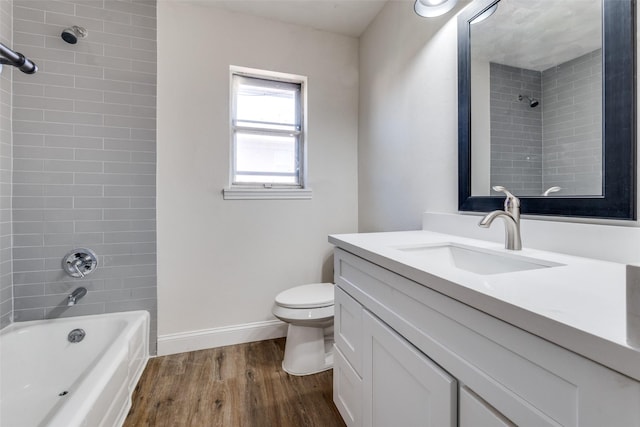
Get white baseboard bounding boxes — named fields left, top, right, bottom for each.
left=157, top=319, right=288, bottom=356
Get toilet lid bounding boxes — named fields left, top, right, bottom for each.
left=275, top=283, right=334, bottom=309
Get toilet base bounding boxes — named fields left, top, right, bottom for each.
left=282, top=323, right=334, bottom=376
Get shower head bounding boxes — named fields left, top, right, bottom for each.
left=61, top=26, right=87, bottom=44
left=518, top=94, right=539, bottom=108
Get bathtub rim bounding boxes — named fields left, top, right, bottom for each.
left=1, top=310, right=150, bottom=427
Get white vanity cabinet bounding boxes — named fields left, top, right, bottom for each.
left=362, top=310, right=457, bottom=427
left=332, top=247, right=640, bottom=427
left=334, top=286, right=456, bottom=427
left=459, top=386, right=515, bottom=427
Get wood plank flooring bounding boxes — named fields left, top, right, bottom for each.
left=124, top=338, right=346, bottom=427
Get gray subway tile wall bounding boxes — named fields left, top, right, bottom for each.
left=10, top=0, right=157, bottom=351
left=489, top=62, right=543, bottom=196
left=489, top=50, right=602, bottom=198
left=0, top=0, right=14, bottom=329
left=541, top=49, right=602, bottom=196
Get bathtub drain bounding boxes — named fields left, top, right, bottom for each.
left=68, top=328, right=85, bottom=343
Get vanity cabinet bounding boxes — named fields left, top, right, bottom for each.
left=334, top=286, right=456, bottom=427
left=362, top=310, right=457, bottom=426
left=333, top=248, right=640, bottom=427
left=459, top=386, right=515, bottom=427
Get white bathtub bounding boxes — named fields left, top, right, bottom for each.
left=0, top=310, right=149, bottom=427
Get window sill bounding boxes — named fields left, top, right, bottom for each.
left=223, top=187, right=313, bottom=200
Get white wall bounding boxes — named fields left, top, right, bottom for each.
left=359, top=1, right=640, bottom=264
left=358, top=0, right=472, bottom=231
left=157, top=2, right=358, bottom=352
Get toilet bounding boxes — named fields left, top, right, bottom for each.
left=272, top=283, right=335, bottom=376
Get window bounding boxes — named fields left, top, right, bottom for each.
left=225, top=68, right=309, bottom=200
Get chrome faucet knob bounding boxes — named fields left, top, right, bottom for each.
left=62, top=248, right=98, bottom=278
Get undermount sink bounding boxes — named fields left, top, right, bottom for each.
left=396, top=243, right=564, bottom=275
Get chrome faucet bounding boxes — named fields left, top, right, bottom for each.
left=67, top=287, right=87, bottom=306
left=479, top=186, right=522, bottom=250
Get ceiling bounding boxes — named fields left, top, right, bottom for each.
left=470, top=0, right=602, bottom=71
left=182, top=0, right=602, bottom=61
left=192, top=0, right=391, bottom=37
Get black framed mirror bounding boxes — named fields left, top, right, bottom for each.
left=458, top=0, right=636, bottom=219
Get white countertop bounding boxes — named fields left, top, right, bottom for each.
left=329, top=230, right=640, bottom=382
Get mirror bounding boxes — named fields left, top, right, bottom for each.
left=458, top=0, right=636, bottom=219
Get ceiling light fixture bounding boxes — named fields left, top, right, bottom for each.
left=414, top=0, right=458, bottom=18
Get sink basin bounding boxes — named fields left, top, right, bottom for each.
left=396, top=243, right=564, bottom=275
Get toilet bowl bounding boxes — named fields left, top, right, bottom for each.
left=272, top=283, right=335, bottom=376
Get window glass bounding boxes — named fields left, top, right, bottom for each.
left=236, top=80, right=298, bottom=129
left=235, top=132, right=297, bottom=184
left=231, top=73, right=304, bottom=187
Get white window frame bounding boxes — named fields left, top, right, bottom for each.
left=223, top=66, right=311, bottom=200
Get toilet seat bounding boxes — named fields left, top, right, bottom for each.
left=273, top=304, right=334, bottom=323
left=272, top=283, right=335, bottom=375
left=275, top=283, right=334, bottom=309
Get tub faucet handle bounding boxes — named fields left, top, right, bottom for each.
left=71, top=259, right=85, bottom=278
left=62, top=248, right=98, bottom=278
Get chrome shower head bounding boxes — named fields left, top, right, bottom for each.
left=61, top=26, right=88, bottom=44
left=518, top=94, right=539, bottom=108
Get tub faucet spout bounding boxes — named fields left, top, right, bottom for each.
left=68, top=287, right=87, bottom=306
left=479, top=186, right=522, bottom=251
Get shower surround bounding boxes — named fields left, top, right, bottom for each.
left=489, top=50, right=602, bottom=197
left=0, top=0, right=14, bottom=329
left=2, top=0, right=157, bottom=351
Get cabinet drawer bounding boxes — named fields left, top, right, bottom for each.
left=334, top=345, right=362, bottom=427
left=335, top=286, right=363, bottom=375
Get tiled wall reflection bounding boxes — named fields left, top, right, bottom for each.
left=489, top=49, right=602, bottom=198
left=0, top=0, right=14, bottom=329
left=542, top=50, right=602, bottom=196
left=489, top=62, right=543, bottom=196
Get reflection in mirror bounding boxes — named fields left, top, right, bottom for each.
left=469, top=0, right=602, bottom=197
left=458, top=0, right=635, bottom=220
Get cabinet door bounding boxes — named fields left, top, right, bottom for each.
left=335, top=286, right=363, bottom=375
left=362, top=311, right=457, bottom=427
left=459, top=386, right=516, bottom=427
left=334, top=345, right=362, bottom=427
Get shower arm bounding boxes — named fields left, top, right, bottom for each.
left=0, top=42, right=37, bottom=74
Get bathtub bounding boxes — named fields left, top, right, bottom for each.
left=0, top=310, right=149, bottom=427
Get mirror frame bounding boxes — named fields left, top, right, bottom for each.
left=458, top=0, right=637, bottom=220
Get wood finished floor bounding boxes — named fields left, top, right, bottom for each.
left=124, top=338, right=346, bottom=427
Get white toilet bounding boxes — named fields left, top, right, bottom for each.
left=272, top=283, right=335, bottom=376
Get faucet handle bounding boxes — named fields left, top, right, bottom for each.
left=62, top=248, right=98, bottom=278
left=492, top=185, right=515, bottom=198
left=492, top=185, right=520, bottom=212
